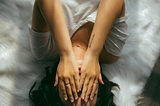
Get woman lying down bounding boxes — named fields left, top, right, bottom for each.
left=29, top=60, right=118, bottom=106
left=28, top=0, right=129, bottom=105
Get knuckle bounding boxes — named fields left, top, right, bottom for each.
left=68, top=94, right=73, bottom=98
left=90, top=87, right=93, bottom=91
left=70, top=83, right=74, bottom=87
left=91, top=84, right=94, bottom=88
left=72, top=89, right=77, bottom=93
left=81, top=79, right=85, bottom=83
left=91, top=89, right=95, bottom=94
left=81, top=76, right=85, bottom=80
left=74, top=70, right=78, bottom=74
left=79, top=82, right=82, bottom=85
left=61, top=89, right=66, bottom=94
left=61, top=87, right=64, bottom=91
left=86, top=94, right=90, bottom=98
left=92, top=88, right=96, bottom=93
left=79, top=82, right=83, bottom=85
left=65, top=86, right=70, bottom=90
left=79, top=85, right=82, bottom=89
left=92, top=86, right=96, bottom=90
left=62, top=92, right=66, bottom=96
left=73, top=92, right=77, bottom=96
left=60, top=87, right=64, bottom=90
left=58, top=75, right=63, bottom=79
left=92, top=73, right=97, bottom=78
left=85, top=82, right=89, bottom=86
left=63, top=75, right=69, bottom=79
left=81, top=92, right=85, bottom=96
left=74, top=77, right=79, bottom=81
left=60, top=85, right=64, bottom=89
left=83, top=89, right=87, bottom=93
left=61, top=89, right=65, bottom=93
left=95, top=84, right=98, bottom=88
left=90, top=92, right=94, bottom=96
left=90, top=88, right=93, bottom=92
left=76, top=84, right=79, bottom=88
left=70, top=85, right=75, bottom=90
left=75, top=82, right=78, bottom=85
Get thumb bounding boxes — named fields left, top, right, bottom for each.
left=54, top=73, right=59, bottom=87
left=98, top=73, right=104, bottom=85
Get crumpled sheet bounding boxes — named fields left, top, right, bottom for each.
left=0, top=0, right=160, bottom=106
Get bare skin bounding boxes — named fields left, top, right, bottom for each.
left=78, top=0, right=125, bottom=102
left=58, top=49, right=98, bottom=106
left=31, top=0, right=125, bottom=104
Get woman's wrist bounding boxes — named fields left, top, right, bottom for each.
left=85, top=50, right=99, bottom=61
left=60, top=50, right=75, bottom=58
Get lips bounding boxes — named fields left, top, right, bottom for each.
left=78, top=67, right=81, bottom=73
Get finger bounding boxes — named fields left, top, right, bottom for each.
left=64, top=79, right=74, bottom=103
left=79, top=71, right=86, bottom=91
left=70, top=78, right=78, bottom=100
left=84, top=78, right=94, bottom=102
left=54, top=73, right=59, bottom=87
left=90, top=79, right=98, bottom=100
left=59, top=80, right=68, bottom=101
left=81, top=77, right=90, bottom=100
left=98, top=74, right=104, bottom=85
left=74, top=71, right=79, bottom=92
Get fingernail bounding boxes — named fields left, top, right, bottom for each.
left=90, top=97, right=93, bottom=100
left=85, top=98, right=88, bottom=102
left=77, top=89, right=79, bottom=92
left=64, top=97, right=67, bottom=101
left=81, top=95, right=84, bottom=99
left=75, top=96, right=78, bottom=100
left=71, top=99, right=74, bottom=103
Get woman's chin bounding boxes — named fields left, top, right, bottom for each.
left=61, top=96, right=96, bottom=106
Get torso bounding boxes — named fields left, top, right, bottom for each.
left=71, top=1, right=125, bottom=47
left=71, top=1, right=125, bottom=63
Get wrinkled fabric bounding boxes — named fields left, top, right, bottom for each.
left=105, top=16, right=129, bottom=56
left=1, top=0, right=160, bottom=106
left=28, top=0, right=129, bottom=60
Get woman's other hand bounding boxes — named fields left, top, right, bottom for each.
left=56, top=53, right=79, bottom=103
left=79, top=52, right=104, bottom=102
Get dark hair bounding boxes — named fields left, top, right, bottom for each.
left=29, top=59, right=118, bottom=106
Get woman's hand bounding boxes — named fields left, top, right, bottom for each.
left=79, top=52, right=104, bottom=102
left=55, top=53, right=79, bottom=103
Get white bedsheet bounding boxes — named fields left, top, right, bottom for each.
left=0, top=0, right=160, bottom=106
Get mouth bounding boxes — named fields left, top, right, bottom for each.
left=78, top=67, right=82, bottom=97
left=79, top=67, right=81, bottom=73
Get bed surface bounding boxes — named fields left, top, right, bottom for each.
left=0, top=0, right=160, bottom=106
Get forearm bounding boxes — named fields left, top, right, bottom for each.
left=87, top=0, right=124, bottom=57
left=38, top=0, right=73, bottom=56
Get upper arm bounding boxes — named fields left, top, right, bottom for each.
left=99, top=0, right=124, bottom=20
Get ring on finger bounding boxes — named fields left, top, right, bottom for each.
left=65, top=82, right=70, bottom=85
left=94, top=82, right=98, bottom=84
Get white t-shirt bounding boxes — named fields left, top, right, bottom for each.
left=60, top=0, right=100, bottom=38
left=28, top=0, right=129, bottom=60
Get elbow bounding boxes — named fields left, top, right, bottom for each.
left=107, top=57, right=119, bottom=64
left=100, top=56, right=119, bottom=64
left=105, top=57, right=119, bottom=64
